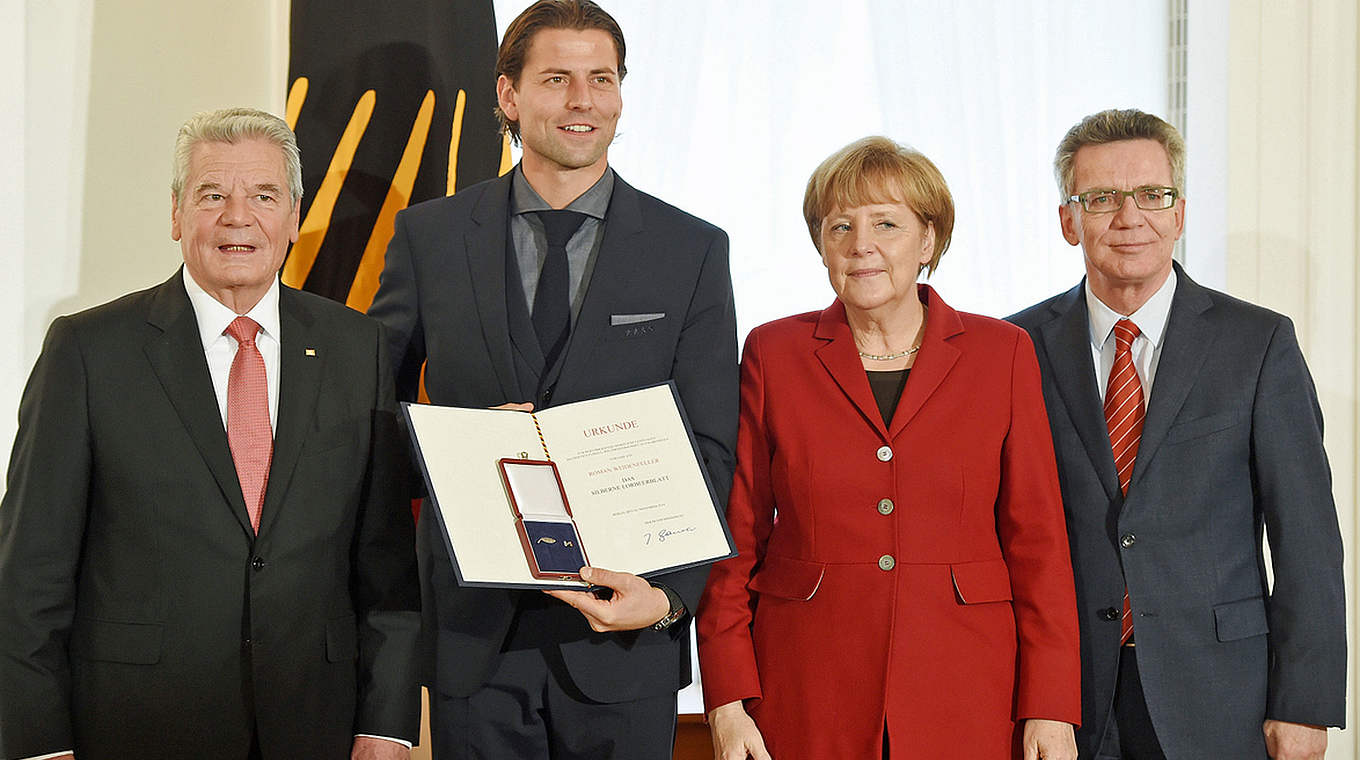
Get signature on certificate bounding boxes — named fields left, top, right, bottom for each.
left=643, top=526, right=697, bottom=545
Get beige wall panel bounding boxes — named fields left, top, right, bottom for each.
left=1226, top=0, right=1262, bottom=298
left=63, top=0, right=286, bottom=321
left=1252, top=1, right=1311, bottom=319
left=1228, top=1, right=1359, bottom=756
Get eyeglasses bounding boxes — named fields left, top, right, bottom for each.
left=1066, top=186, right=1179, bottom=214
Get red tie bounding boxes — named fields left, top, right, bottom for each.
left=1105, top=318, right=1144, bottom=645
left=226, top=316, right=272, bottom=533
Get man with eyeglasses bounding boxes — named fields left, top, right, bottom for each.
left=1010, top=109, right=1344, bottom=760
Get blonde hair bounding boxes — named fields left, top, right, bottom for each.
left=802, top=136, right=954, bottom=275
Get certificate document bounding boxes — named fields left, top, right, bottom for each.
left=402, top=383, right=736, bottom=589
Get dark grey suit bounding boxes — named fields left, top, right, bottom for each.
left=0, top=273, right=420, bottom=760
left=1009, top=263, right=1345, bottom=759
left=368, top=169, right=737, bottom=750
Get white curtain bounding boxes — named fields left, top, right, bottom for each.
left=496, top=0, right=1170, bottom=337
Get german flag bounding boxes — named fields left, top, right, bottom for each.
left=284, top=0, right=509, bottom=309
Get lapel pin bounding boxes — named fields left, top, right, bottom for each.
left=305, top=348, right=317, bottom=357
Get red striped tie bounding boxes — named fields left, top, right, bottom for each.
left=226, top=316, right=273, bottom=534
left=1105, top=318, right=1143, bottom=645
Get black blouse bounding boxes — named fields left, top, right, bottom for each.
left=866, top=369, right=910, bottom=425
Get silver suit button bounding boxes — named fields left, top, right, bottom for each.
left=878, top=554, right=896, bottom=571
left=876, top=445, right=893, bottom=462
left=877, top=498, right=894, bottom=515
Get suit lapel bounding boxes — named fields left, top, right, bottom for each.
left=812, top=300, right=891, bottom=439
left=1038, top=283, right=1122, bottom=502
left=466, top=174, right=527, bottom=400
left=885, top=286, right=962, bottom=440
left=1128, top=267, right=1215, bottom=489
left=551, top=175, right=645, bottom=401
left=811, top=286, right=965, bottom=441
left=143, top=272, right=254, bottom=536
left=256, top=287, right=324, bottom=537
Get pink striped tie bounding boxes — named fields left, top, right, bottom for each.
left=226, top=316, right=272, bottom=533
left=1105, top=318, right=1144, bottom=645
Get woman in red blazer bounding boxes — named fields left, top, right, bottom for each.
left=698, top=137, right=1081, bottom=759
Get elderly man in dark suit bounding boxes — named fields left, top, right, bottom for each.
left=1009, top=108, right=1345, bottom=760
left=366, top=1, right=737, bottom=757
left=0, top=107, right=420, bottom=760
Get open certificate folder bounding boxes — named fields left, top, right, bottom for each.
left=402, top=383, right=736, bottom=589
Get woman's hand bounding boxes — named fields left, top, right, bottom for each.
left=1021, top=718, right=1076, bottom=760
left=708, top=700, right=772, bottom=760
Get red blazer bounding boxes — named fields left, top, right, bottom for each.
left=698, top=286, right=1081, bottom=758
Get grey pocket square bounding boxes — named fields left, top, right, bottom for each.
left=610, top=312, right=665, bottom=326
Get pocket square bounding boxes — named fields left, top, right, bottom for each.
left=610, top=312, right=665, bottom=326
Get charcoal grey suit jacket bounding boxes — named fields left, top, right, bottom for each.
left=0, top=273, right=421, bottom=759
left=1009, top=263, right=1345, bottom=759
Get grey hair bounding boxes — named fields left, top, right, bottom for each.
left=171, top=107, right=303, bottom=206
left=1054, top=108, right=1185, bottom=201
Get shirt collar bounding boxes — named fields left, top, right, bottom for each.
left=1085, top=266, right=1177, bottom=350
left=510, top=164, right=614, bottom=220
left=182, top=267, right=282, bottom=349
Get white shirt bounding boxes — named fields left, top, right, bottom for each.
left=182, top=268, right=281, bottom=432
left=1086, top=268, right=1178, bottom=402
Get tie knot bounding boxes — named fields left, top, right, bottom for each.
left=536, top=210, right=589, bottom=248
left=225, top=316, right=262, bottom=346
left=1114, top=318, right=1140, bottom=346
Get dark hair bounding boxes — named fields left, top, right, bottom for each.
left=495, top=0, right=627, bottom=144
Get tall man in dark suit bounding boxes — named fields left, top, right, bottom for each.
left=366, top=1, right=737, bottom=757
left=1009, top=109, right=1345, bottom=760
left=0, top=108, right=420, bottom=760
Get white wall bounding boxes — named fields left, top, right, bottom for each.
left=1185, top=0, right=1229, bottom=286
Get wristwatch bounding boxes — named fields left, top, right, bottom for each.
left=651, top=584, right=686, bottom=631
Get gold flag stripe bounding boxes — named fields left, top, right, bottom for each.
left=285, top=78, right=308, bottom=129
left=282, top=89, right=376, bottom=288
left=446, top=89, right=467, bottom=196
left=499, top=133, right=513, bottom=176
left=346, top=90, right=436, bottom=312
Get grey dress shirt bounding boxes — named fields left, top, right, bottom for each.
left=510, top=166, right=615, bottom=324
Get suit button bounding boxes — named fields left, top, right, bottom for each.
left=876, top=445, right=893, bottom=462
left=877, top=498, right=894, bottom=515
left=877, top=554, right=895, bottom=571
left=251, top=556, right=265, bottom=570
left=541, top=388, right=553, bottom=405
left=1099, top=607, right=1120, bottom=621
left=1119, top=533, right=1137, bottom=548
